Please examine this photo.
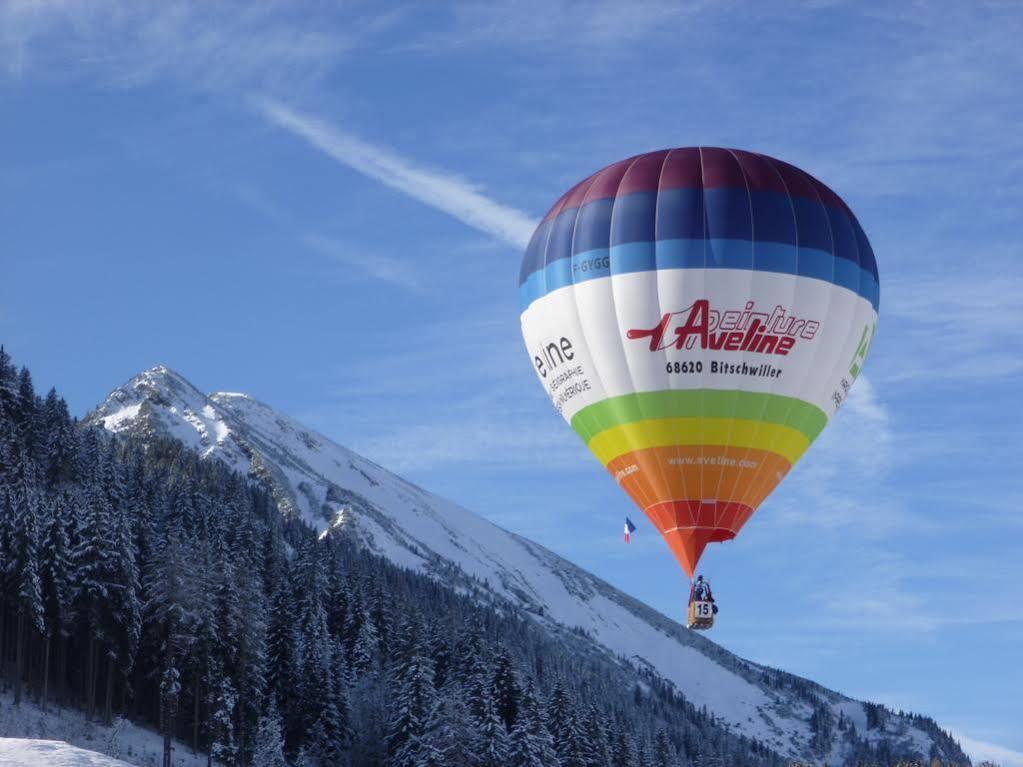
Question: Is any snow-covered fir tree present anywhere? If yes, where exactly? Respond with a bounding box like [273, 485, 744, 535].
[253, 698, 288, 767]
[0, 350, 971, 767]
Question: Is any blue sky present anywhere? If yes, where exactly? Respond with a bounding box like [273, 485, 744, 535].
[2, 1, 1021, 761]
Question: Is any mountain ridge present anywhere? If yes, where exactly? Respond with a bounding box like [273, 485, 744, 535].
[86, 365, 964, 765]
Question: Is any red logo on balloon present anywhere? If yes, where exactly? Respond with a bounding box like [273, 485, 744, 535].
[626, 299, 819, 356]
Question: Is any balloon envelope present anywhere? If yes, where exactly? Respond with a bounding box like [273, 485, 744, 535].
[519, 148, 879, 578]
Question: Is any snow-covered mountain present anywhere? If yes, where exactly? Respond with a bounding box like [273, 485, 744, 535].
[87, 366, 957, 765]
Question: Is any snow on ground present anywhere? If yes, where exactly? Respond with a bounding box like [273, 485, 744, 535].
[0, 738, 137, 767]
[0, 692, 212, 767]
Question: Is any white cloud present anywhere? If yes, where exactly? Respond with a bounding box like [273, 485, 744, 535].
[254, 99, 537, 249]
[954, 731, 1023, 767]
[302, 234, 422, 292]
[432, 0, 712, 49]
[355, 418, 584, 473]
[295, 310, 586, 473]
[772, 375, 907, 532]
[879, 267, 1023, 383]
[0, 0, 361, 90]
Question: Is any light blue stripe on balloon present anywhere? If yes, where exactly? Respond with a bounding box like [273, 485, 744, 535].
[572, 248, 611, 281]
[797, 248, 835, 283]
[753, 241, 797, 274]
[833, 257, 861, 294]
[519, 238, 879, 312]
[610, 241, 656, 275]
[519, 270, 545, 310]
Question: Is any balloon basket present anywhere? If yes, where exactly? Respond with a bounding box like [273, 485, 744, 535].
[687, 600, 715, 631]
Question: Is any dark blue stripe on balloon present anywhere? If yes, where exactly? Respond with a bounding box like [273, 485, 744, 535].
[519, 239, 880, 312]
[656, 188, 706, 241]
[574, 198, 614, 254]
[520, 216, 554, 285]
[518, 187, 879, 286]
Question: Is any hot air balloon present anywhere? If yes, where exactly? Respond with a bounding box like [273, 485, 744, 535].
[519, 148, 879, 617]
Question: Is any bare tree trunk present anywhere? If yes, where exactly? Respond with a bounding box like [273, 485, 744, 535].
[162, 682, 176, 767]
[104, 655, 115, 726]
[237, 704, 246, 767]
[13, 611, 23, 705]
[86, 636, 97, 720]
[0, 598, 7, 691]
[41, 635, 50, 711]
[160, 638, 179, 767]
[163, 723, 173, 767]
[30, 629, 40, 703]
[193, 678, 201, 754]
[56, 634, 67, 705]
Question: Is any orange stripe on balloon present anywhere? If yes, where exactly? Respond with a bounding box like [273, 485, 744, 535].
[604, 445, 791, 577]
[605, 445, 791, 510]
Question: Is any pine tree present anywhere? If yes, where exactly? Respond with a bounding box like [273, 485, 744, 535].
[472, 691, 510, 767]
[351, 608, 379, 676]
[144, 517, 191, 767]
[252, 698, 289, 767]
[461, 632, 492, 722]
[639, 737, 660, 767]
[15, 366, 39, 463]
[547, 682, 586, 767]
[159, 664, 182, 767]
[654, 729, 676, 767]
[388, 646, 437, 767]
[74, 485, 115, 719]
[611, 725, 639, 767]
[348, 668, 388, 767]
[298, 717, 331, 767]
[100, 496, 142, 725]
[367, 579, 393, 659]
[69, 458, 143, 725]
[297, 596, 334, 750]
[227, 510, 268, 761]
[11, 484, 44, 705]
[265, 573, 300, 743]
[40, 494, 75, 708]
[580, 703, 611, 767]
[423, 618, 451, 690]
[318, 641, 352, 763]
[41, 389, 77, 490]
[424, 682, 476, 767]
[0, 346, 18, 481]
[492, 648, 521, 730]
[0, 399, 14, 480]
[209, 669, 238, 766]
[0, 487, 15, 692]
[510, 681, 559, 767]
[182, 512, 218, 756]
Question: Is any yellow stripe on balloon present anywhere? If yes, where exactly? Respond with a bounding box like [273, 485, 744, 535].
[587, 417, 810, 467]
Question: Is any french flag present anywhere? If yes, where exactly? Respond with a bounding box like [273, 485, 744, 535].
[624, 517, 637, 543]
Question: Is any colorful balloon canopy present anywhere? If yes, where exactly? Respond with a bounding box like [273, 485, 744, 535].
[519, 148, 879, 579]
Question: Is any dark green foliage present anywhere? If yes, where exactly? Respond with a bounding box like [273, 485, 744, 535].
[0, 349, 971, 767]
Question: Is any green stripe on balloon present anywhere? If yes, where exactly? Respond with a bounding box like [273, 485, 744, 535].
[570, 390, 828, 444]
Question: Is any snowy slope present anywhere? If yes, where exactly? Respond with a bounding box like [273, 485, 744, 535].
[88, 366, 952, 763]
[0, 691, 211, 767]
[0, 740, 137, 767]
